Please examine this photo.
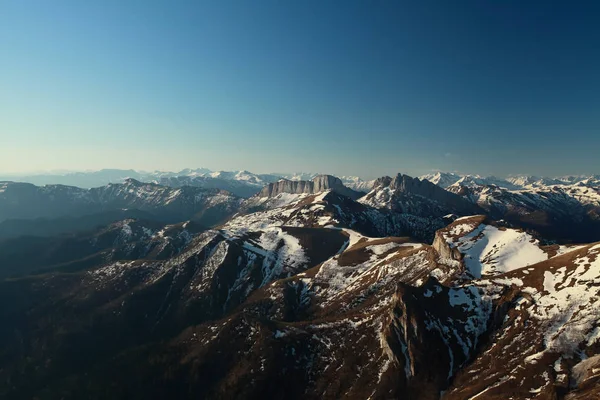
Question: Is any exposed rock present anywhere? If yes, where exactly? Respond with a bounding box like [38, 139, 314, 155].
[258, 174, 361, 199]
[361, 173, 481, 217]
[388, 174, 478, 214]
[432, 230, 464, 262]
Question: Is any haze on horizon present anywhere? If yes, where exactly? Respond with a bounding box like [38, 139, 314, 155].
[2, 1, 599, 178]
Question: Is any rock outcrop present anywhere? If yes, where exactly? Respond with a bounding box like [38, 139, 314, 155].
[258, 174, 361, 199]
[432, 230, 464, 262]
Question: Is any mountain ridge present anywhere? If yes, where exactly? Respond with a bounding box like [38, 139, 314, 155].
[3, 168, 599, 199]
[2, 207, 600, 399]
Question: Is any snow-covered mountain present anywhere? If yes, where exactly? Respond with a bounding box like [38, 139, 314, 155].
[0, 168, 287, 195]
[0, 169, 378, 197]
[436, 216, 600, 398]
[360, 173, 481, 217]
[419, 172, 520, 190]
[153, 172, 281, 197]
[147, 169, 283, 197]
[4, 169, 600, 399]
[5, 168, 599, 195]
[506, 175, 564, 188]
[443, 176, 600, 243]
[277, 171, 320, 181]
[4, 170, 600, 243]
[338, 175, 377, 192]
[421, 172, 600, 191]
[3, 203, 600, 398]
[418, 171, 463, 188]
[450, 175, 521, 190]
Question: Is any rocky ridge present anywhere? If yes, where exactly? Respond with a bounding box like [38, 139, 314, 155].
[2, 209, 600, 399]
[258, 175, 362, 200]
[0, 179, 242, 226]
[360, 174, 481, 217]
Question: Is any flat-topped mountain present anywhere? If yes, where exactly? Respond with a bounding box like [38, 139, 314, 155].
[258, 174, 362, 199]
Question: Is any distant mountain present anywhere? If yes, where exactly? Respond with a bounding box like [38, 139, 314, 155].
[338, 175, 377, 192]
[0, 209, 157, 240]
[450, 175, 521, 190]
[1, 169, 379, 198]
[420, 172, 523, 190]
[418, 171, 462, 188]
[1, 169, 308, 197]
[422, 172, 600, 191]
[446, 178, 600, 243]
[257, 174, 362, 200]
[276, 172, 320, 181]
[360, 173, 482, 217]
[5, 168, 600, 196]
[506, 175, 564, 188]
[154, 173, 280, 197]
[0, 179, 241, 227]
[557, 174, 600, 186]
[0, 168, 146, 188]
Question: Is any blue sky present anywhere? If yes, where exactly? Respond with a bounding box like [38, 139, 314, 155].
[1, 0, 599, 178]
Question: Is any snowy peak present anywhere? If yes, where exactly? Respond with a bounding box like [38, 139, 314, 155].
[448, 175, 520, 190]
[119, 177, 145, 187]
[420, 172, 519, 190]
[419, 171, 462, 188]
[434, 216, 555, 278]
[557, 174, 600, 186]
[444, 173, 600, 243]
[506, 175, 563, 188]
[423, 172, 600, 191]
[338, 176, 377, 192]
[277, 172, 320, 181]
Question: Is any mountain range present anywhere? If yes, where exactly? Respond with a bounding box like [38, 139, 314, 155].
[0, 169, 322, 197]
[1, 169, 600, 399]
[3, 168, 599, 196]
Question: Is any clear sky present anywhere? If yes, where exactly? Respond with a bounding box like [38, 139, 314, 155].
[1, 0, 599, 178]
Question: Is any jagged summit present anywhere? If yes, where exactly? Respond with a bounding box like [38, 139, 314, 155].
[376, 173, 439, 191]
[258, 174, 361, 199]
[362, 173, 481, 216]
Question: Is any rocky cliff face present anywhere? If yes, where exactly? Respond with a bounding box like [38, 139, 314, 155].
[258, 174, 361, 199]
[387, 174, 477, 213]
[432, 230, 464, 262]
[361, 174, 481, 217]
